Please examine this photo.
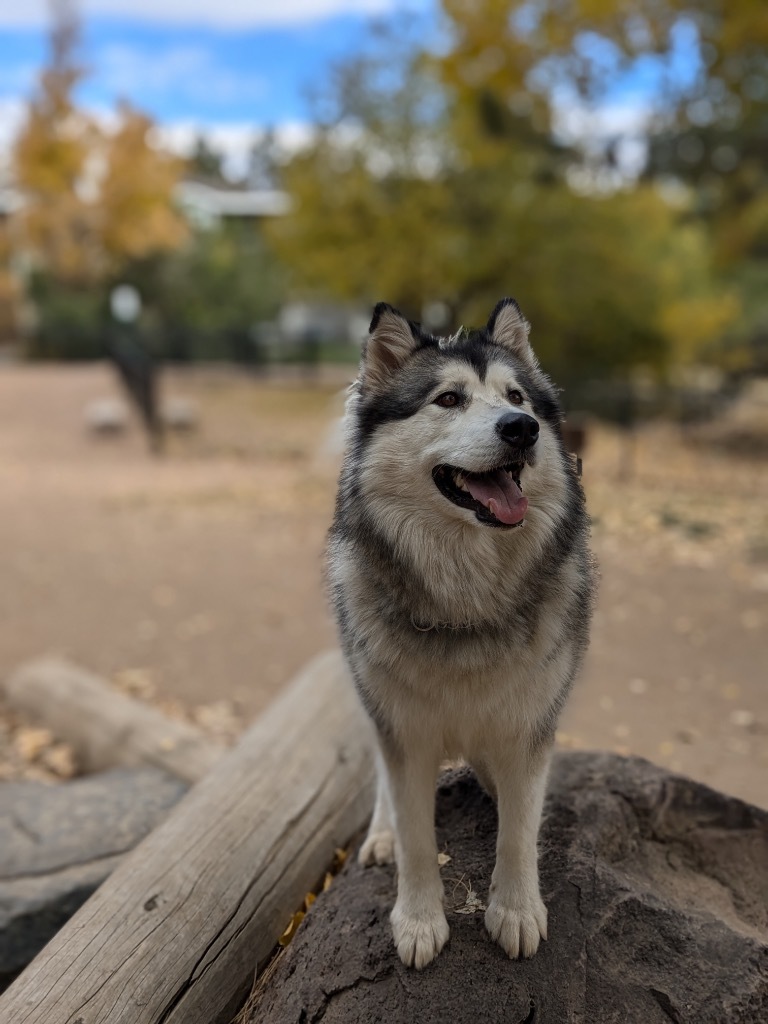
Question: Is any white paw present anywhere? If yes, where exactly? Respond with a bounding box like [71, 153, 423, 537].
[485, 896, 547, 959]
[391, 903, 449, 969]
[358, 830, 396, 866]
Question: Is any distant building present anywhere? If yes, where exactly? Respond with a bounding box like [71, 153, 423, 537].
[0, 177, 290, 230]
[173, 180, 291, 230]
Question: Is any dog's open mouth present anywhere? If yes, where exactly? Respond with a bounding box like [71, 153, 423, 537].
[432, 462, 528, 528]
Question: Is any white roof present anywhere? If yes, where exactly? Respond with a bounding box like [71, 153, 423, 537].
[174, 180, 291, 219]
[0, 180, 289, 223]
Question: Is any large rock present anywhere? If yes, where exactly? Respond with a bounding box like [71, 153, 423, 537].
[255, 753, 768, 1024]
[0, 767, 187, 985]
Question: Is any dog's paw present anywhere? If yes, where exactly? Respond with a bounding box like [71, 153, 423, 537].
[485, 896, 547, 959]
[391, 904, 449, 969]
[358, 830, 396, 866]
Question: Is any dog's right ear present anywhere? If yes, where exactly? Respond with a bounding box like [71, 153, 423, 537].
[486, 298, 533, 362]
[362, 302, 419, 389]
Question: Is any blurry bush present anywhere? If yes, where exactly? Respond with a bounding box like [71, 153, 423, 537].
[138, 224, 283, 362]
[26, 274, 104, 360]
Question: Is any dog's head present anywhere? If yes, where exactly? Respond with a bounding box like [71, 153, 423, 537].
[348, 298, 572, 535]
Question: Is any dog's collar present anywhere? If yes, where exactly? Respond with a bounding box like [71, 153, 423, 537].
[410, 615, 478, 633]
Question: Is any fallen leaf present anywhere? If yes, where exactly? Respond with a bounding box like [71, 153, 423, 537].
[454, 891, 487, 915]
[15, 727, 53, 762]
[278, 910, 305, 947]
[41, 744, 77, 778]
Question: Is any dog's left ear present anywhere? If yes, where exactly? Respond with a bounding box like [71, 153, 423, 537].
[487, 298, 533, 361]
[363, 302, 420, 389]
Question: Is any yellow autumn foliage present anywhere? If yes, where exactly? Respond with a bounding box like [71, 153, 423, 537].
[12, 1, 186, 288]
[97, 103, 188, 268]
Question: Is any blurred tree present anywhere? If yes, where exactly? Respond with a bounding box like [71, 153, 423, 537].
[247, 129, 280, 189]
[268, 18, 732, 383]
[12, 0, 189, 357]
[435, 0, 761, 370]
[97, 102, 188, 270]
[13, 0, 98, 285]
[639, 2, 768, 370]
[188, 134, 227, 183]
[624, 3, 768, 254]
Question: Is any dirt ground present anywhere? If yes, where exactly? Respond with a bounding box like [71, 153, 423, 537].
[0, 364, 766, 806]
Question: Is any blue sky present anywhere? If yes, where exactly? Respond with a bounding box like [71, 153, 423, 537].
[0, 1, 698, 178]
[0, 1, 435, 170]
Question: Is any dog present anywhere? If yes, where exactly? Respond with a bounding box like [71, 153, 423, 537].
[327, 297, 596, 969]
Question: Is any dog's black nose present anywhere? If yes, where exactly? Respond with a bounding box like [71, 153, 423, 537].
[496, 411, 539, 448]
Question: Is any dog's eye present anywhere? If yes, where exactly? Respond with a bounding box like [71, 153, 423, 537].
[434, 391, 461, 408]
[507, 389, 524, 406]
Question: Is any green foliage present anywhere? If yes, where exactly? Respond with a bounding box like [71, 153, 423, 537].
[92, 224, 285, 361]
[26, 272, 106, 360]
[25, 223, 285, 362]
[432, 0, 765, 371]
[149, 224, 283, 334]
[268, 21, 735, 385]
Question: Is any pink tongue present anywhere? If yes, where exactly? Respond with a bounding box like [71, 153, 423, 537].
[465, 471, 528, 525]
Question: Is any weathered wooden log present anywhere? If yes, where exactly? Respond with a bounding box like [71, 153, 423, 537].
[3, 657, 224, 783]
[0, 650, 374, 1024]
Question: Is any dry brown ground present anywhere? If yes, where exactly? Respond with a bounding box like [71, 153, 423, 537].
[0, 364, 766, 806]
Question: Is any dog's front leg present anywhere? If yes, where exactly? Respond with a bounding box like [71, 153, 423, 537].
[484, 739, 550, 959]
[381, 735, 448, 969]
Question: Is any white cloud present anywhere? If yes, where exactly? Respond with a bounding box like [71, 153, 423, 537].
[0, 0, 401, 30]
[553, 94, 653, 181]
[97, 44, 267, 106]
[555, 98, 653, 141]
[0, 62, 37, 95]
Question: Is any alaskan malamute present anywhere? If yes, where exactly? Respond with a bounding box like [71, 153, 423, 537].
[327, 298, 596, 969]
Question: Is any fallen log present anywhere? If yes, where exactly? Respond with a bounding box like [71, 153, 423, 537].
[3, 657, 224, 783]
[0, 650, 374, 1024]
